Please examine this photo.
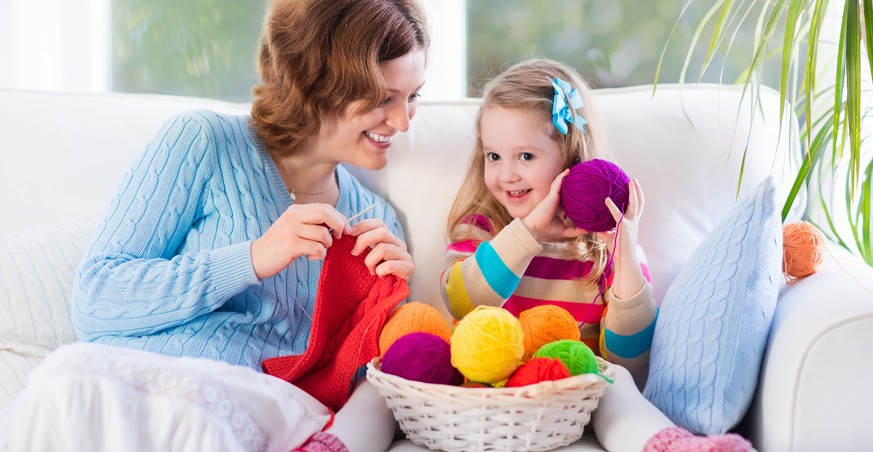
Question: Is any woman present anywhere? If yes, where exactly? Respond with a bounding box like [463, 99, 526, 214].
[0, 1, 428, 451]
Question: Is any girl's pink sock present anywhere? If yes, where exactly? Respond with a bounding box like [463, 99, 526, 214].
[293, 432, 349, 452]
[642, 426, 752, 452]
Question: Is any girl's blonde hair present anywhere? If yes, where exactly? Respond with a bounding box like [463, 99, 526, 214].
[446, 58, 612, 283]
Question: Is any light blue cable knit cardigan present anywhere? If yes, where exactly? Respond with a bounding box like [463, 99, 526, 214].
[72, 110, 404, 371]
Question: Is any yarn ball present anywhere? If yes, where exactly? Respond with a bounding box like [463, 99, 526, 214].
[505, 357, 572, 388]
[461, 382, 490, 388]
[381, 332, 463, 385]
[450, 306, 524, 384]
[519, 305, 581, 361]
[533, 339, 599, 376]
[379, 301, 451, 355]
[783, 220, 826, 284]
[560, 159, 631, 232]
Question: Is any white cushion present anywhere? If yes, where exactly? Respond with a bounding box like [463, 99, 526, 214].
[0, 214, 100, 408]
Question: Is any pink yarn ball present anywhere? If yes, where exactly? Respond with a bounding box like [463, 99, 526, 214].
[560, 159, 631, 232]
[381, 332, 463, 386]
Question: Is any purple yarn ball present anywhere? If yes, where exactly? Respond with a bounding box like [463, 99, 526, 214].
[381, 332, 463, 386]
[560, 159, 631, 232]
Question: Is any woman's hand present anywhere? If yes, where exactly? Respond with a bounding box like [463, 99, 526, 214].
[522, 169, 587, 242]
[250, 203, 350, 280]
[349, 219, 414, 281]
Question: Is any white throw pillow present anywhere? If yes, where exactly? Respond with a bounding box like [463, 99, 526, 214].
[0, 214, 100, 409]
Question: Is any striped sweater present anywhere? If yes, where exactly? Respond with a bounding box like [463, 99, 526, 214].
[441, 215, 657, 380]
[72, 110, 403, 371]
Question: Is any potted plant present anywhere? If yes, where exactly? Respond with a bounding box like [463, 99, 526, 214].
[659, 0, 872, 265]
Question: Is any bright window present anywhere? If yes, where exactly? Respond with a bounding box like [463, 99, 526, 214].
[0, 0, 813, 100]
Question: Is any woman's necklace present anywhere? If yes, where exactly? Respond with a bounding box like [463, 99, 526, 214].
[288, 184, 336, 202]
[273, 156, 337, 202]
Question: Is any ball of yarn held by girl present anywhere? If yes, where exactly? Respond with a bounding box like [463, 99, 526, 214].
[783, 220, 826, 284]
[451, 306, 524, 384]
[381, 332, 463, 386]
[519, 305, 581, 361]
[560, 159, 631, 232]
[505, 357, 572, 388]
[534, 339, 599, 376]
[379, 301, 451, 356]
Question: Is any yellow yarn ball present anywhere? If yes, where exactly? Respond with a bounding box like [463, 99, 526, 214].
[450, 306, 524, 384]
[519, 305, 581, 361]
[379, 301, 451, 356]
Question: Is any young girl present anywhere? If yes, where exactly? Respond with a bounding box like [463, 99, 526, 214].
[441, 58, 751, 452]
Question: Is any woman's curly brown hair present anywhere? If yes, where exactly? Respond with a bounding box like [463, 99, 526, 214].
[251, 0, 429, 158]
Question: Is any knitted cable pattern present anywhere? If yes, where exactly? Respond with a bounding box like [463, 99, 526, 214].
[71, 110, 403, 371]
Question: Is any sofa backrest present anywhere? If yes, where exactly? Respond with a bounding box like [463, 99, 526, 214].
[0, 85, 804, 321]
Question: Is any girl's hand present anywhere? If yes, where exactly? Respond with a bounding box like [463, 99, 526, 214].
[597, 178, 645, 258]
[349, 219, 414, 281]
[522, 169, 587, 242]
[251, 203, 350, 279]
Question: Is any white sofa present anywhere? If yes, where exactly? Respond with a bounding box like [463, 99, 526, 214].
[2, 85, 873, 452]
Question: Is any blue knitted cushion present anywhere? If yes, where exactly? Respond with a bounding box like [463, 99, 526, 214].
[643, 176, 782, 435]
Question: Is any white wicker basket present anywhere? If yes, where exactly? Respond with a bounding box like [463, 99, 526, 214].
[366, 357, 615, 452]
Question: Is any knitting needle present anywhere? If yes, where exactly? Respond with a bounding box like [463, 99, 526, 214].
[346, 200, 381, 225]
[327, 200, 382, 233]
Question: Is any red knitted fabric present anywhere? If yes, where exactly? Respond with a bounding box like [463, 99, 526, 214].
[262, 234, 408, 411]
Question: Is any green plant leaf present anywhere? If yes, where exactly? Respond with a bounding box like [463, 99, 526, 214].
[846, 0, 862, 193]
[803, 0, 826, 151]
[864, 0, 873, 78]
[779, 0, 808, 125]
[653, 0, 695, 94]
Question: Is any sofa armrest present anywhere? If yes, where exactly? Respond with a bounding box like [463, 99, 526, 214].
[745, 242, 873, 451]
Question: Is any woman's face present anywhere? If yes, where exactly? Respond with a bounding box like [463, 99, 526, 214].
[480, 106, 565, 219]
[316, 48, 426, 170]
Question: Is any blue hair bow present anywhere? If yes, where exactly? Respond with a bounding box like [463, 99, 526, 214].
[551, 77, 587, 135]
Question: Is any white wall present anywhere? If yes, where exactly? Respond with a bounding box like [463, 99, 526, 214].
[420, 0, 466, 100]
[0, 0, 109, 93]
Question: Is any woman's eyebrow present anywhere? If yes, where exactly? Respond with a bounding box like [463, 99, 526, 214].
[386, 82, 425, 93]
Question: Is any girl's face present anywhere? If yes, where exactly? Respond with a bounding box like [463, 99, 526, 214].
[315, 48, 426, 170]
[480, 106, 566, 219]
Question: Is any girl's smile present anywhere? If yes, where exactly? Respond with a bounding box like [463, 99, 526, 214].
[480, 106, 565, 219]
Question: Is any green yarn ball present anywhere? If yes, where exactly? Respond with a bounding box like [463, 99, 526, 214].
[533, 340, 599, 376]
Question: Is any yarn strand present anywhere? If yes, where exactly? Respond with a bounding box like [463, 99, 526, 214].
[580, 212, 625, 326]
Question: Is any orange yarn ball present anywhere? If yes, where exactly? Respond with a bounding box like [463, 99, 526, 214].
[783, 221, 825, 284]
[379, 301, 451, 355]
[519, 305, 581, 361]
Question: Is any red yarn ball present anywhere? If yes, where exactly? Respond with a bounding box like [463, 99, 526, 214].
[381, 332, 463, 386]
[560, 159, 631, 232]
[505, 357, 571, 387]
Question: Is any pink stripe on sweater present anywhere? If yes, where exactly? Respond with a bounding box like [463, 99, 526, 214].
[503, 296, 604, 324]
[446, 239, 478, 254]
[525, 256, 592, 280]
[461, 214, 493, 233]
